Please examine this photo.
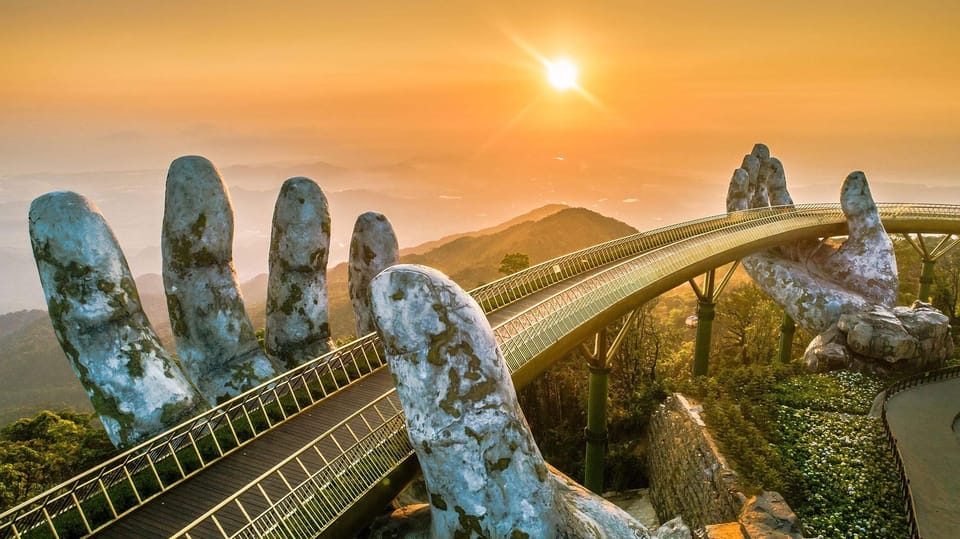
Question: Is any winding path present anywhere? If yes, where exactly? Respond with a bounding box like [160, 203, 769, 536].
[885, 377, 960, 539]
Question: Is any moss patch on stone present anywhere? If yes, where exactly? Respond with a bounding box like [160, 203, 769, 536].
[280, 284, 303, 315]
[488, 456, 512, 473]
[453, 505, 485, 539]
[191, 212, 207, 239]
[126, 348, 144, 378]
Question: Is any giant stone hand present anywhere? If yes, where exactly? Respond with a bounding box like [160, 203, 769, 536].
[728, 145, 952, 372]
[366, 264, 689, 539]
[29, 157, 341, 446]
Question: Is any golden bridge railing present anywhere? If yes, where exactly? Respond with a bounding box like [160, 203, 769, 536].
[0, 335, 388, 538]
[173, 391, 410, 538]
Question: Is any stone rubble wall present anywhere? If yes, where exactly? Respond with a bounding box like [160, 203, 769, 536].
[648, 394, 746, 532]
[648, 393, 803, 538]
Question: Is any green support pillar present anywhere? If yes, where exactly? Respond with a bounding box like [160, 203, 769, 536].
[580, 308, 640, 496]
[777, 312, 796, 364]
[583, 329, 608, 494]
[904, 233, 960, 303]
[692, 299, 715, 377]
[584, 363, 610, 494]
[688, 263, 738, 378]
[918, 258, 936, 303]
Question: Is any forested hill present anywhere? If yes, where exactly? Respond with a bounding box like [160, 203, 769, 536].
[0, 206, 637, 425]
[402, 207, 637, 291]
[253, 206, 638, 343]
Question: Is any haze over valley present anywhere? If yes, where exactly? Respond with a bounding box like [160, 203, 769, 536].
[3, 1, 960, 313]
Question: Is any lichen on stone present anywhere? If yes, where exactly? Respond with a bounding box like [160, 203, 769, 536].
[30, 190, 210, 447]
[368, 264, 689, 538]
[265, 177, 332, 369]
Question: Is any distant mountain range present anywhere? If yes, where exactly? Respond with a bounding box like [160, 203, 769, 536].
[0, 205, 637, 425]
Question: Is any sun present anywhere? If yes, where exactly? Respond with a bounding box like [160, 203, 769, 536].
[546, 58, 578, 91]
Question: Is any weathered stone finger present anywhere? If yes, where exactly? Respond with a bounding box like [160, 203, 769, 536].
[765, 157, 793, 206]
[840, 172, 882, 238]
[370, 264, 677, 538]
[371, 265, 553, 538]
[830, 171, 899, 307]
[348, 211, 399, 337]
[162, 156, 278, 405]
[740, 154, 762, 208]
[266, 177, 331, 369]
[30, 192, 209, 447]
[726, 168, 750, 213]
[748, 144, 771, 208]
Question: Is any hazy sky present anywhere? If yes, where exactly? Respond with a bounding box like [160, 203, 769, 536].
[2, 0, 959, 311]
[3, 1, 959, 172]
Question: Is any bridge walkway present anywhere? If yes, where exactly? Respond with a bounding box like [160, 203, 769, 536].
[885, 377, 960, 539]
[95, 264, 614, 537]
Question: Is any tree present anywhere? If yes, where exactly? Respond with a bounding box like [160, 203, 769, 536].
[498, 252, 530, 275]
[0, 410, 115, 510]
[931, 247, 960, 322]
[716, 284, 782, 367]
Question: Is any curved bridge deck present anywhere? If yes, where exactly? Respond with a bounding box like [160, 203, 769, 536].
[885, 377, 960, 539]
[95, 264, 613, 537]
[3, 203, 959, 539]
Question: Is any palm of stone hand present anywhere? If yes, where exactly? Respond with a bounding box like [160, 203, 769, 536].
[726, 144, 898, 335]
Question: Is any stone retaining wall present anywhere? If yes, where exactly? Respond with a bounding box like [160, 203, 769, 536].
[648, 394, 745, 531]
[647, 393, 803, 538]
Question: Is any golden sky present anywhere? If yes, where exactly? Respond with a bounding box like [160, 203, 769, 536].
[2, 0, 960, 312]
[3, 0, 959, 178]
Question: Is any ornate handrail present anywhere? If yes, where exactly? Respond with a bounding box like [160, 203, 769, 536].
[879, 364, 960, 539]
[174, 203, 960, 537]
[0, 335, 388, 538]
[468, 211, 741, 312]
[5, 203, 960, 538]
[173, 391, 410, 538]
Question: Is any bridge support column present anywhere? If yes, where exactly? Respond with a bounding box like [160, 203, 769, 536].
[584, 363, 609, 494]
[918, 259, 936, 303]
[580, 308, 641, 494]
[903, 234, 960, 303]
[689, 262, 739, 378]
[777, 312, 796, 364]
[692, 299, 714, 377]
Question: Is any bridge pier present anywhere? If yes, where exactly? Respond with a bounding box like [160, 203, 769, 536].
[903, 234, 959, 302]
[584, 365, 609, 493]
[689, 263, 739, 377]
[580, 308, 640, 494]
[777, 312, 796, 364]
